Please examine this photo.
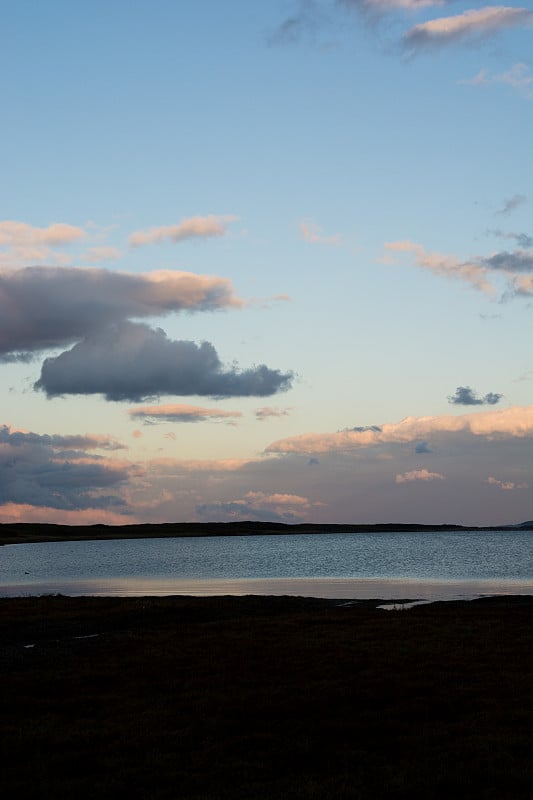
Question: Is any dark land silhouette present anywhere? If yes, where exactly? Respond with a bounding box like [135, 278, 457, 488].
[1, 519, 532, 546]
[1, 594, 532, 799]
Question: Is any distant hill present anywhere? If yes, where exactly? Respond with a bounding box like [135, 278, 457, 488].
[1, 519, 532, 546]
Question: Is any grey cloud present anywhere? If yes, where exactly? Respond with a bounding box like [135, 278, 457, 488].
[268, 0, 328, 45]
[488, 230, 533, 249]
[484, 392, 503, 405]
[0, 266, 240, 356]
[0, 424, 130, 511]
[497, 194, 527, 216]
[0, 352, 35, 364]
[447, 386, 503, 406]
[479, 250, 533, 273]
[35, 321, 294, 402]
[345, 425, 382, 432]
[415, 441, 431, 454]
[0, 426, 124, 451]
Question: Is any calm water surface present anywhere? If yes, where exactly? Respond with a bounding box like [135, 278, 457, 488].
[1, 530, 532, 600]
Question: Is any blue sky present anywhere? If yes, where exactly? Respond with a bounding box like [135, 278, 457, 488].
[1, 0, 532, 526]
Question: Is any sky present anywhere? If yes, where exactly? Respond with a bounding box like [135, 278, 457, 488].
[1, 0, 532, 527]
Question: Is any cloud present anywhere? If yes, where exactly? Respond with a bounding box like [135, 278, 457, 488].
[497, 193, 527, 215]
[300, 221, 340, 245]
[403, 7, 533, 52]
[129, 403, 243, 423]
[197, 490, 321, 523]
[395, 469, 445, 483]
[384, 240, 495, 293]
[415, 440, 431, 453]
[0, 424, 133, 511]
[0, 426, 125, 451]
[129, 215, 237, 247]
[83, 246, 122, 263]
[487, 476, 529, 490]
[342, 0, 449, 12]
[0, 266, 242, 356]
[254, 406, 292, 421]
[0, 503, 132, 525]
[0, 220, 86, 268]
[448, 386, 503, 406]
[147, 457, 256, 473]
[35, 321, 294, 402]
[479, 250, 533, 273]
[461, 64, 533, 98]
[488, 229, 533, 248]
[266, 405, 533, 454]
[0, 220, 84, 248]
[384, 240, 533, 297]
[267, 0, 326, 46]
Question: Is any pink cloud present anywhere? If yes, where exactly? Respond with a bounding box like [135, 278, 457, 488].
[300, 221, 340, 246]
[0, 220, 84, 247]
[129, 215, 238, 247]
[0, 503, 134, 525]
[404, 6, 533, 50]
[384, 240, 495, 294]
[266, 405, 533, 454]
[487, 476, 529, 490]
[395, 469, 445, 484]
[129, 404, 243, 423]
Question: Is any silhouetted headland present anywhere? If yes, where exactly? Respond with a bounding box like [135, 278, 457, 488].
[1, 519, 531, 546]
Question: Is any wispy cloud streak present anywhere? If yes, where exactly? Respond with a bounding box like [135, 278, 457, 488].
[129, 215, 237, 247]
[404, 6, 533, 52]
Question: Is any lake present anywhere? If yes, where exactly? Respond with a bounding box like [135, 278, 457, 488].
[1, 529, 533, 601]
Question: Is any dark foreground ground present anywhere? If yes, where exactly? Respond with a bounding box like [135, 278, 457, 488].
[1, 595, 532, 799]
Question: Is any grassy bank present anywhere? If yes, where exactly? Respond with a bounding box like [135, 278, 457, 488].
[1, 595, 532, 799]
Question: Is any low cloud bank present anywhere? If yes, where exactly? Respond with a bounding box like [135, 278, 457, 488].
[0, 424, 133, 512]
[266, 405, 533, 454]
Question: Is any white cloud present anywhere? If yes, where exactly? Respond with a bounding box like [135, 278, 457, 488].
[129, 215, 238, 247]
[396, 468, 445, 483]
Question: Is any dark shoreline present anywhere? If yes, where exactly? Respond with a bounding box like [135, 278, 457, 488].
[2, 519, 532, 546]
[2, 593, 532, 799]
